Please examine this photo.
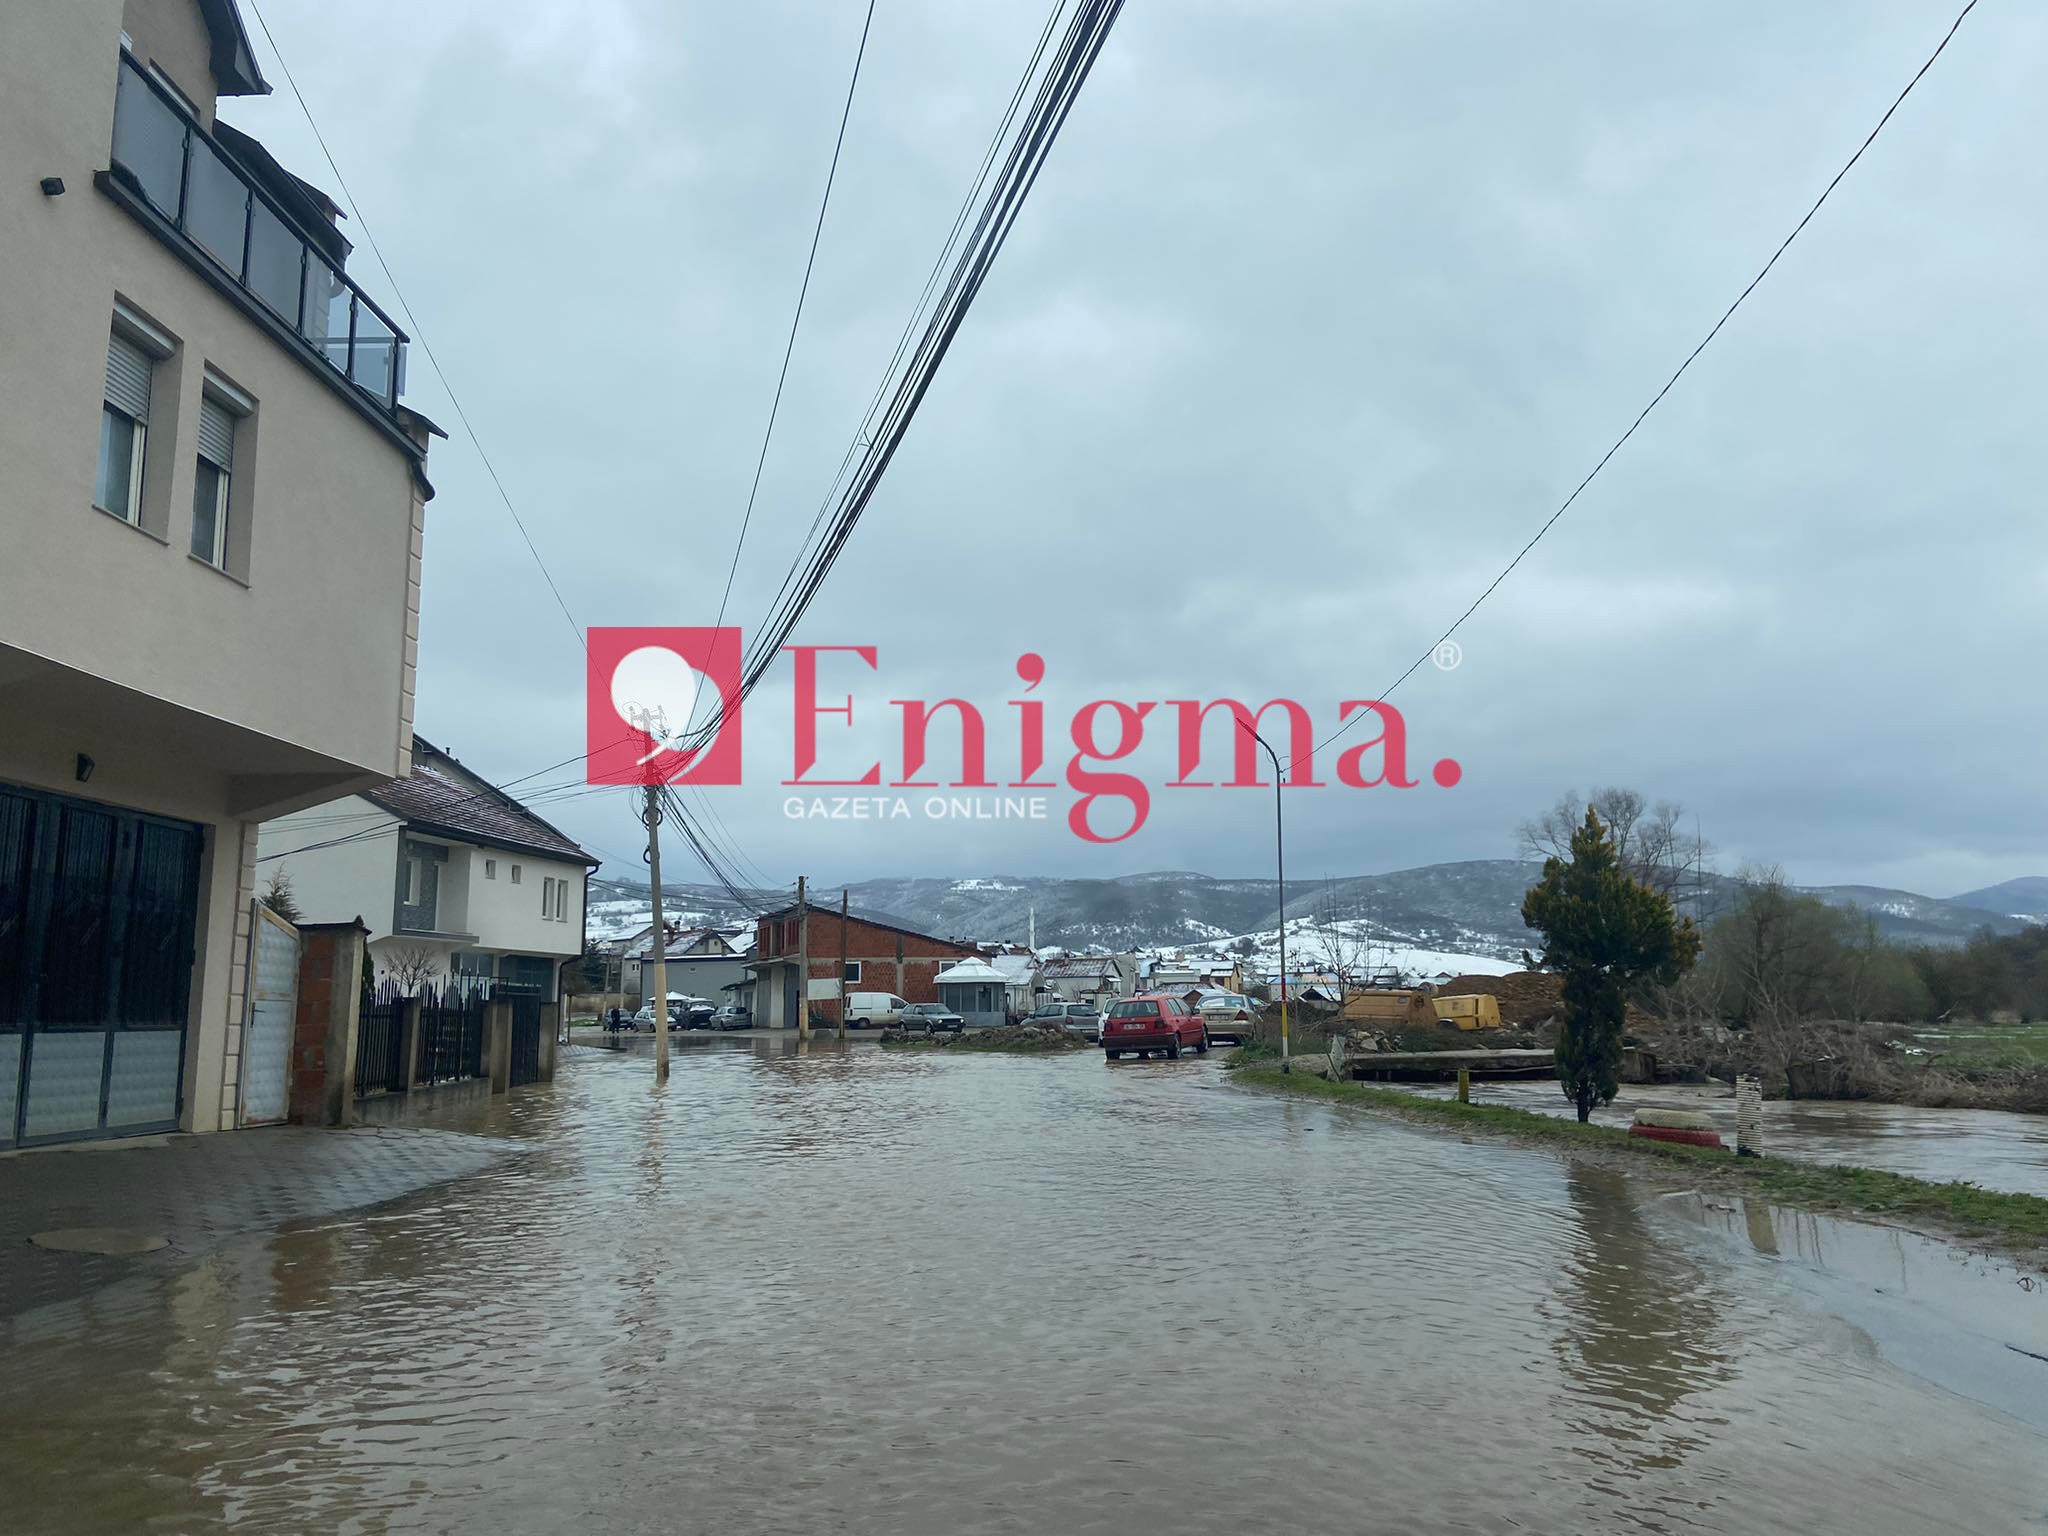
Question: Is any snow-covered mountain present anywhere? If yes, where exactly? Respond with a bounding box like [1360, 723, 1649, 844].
[581, 861, 2039, 958]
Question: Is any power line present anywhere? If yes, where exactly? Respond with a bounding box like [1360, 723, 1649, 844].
[691, 0, 879, 736]
[255, 742, 634, 866]
[742, 0, 1068, 703]
[243, 1, 585, 652]
[678, 0, 1128, 754]
[1302, 0, 1980, 767]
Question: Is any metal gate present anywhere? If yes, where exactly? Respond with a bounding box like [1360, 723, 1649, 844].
[497, 955, 551, 1088]
[1, 784, 202, 1147]
[239, 901, 299, 1124]
[507, 995, 542, 1086]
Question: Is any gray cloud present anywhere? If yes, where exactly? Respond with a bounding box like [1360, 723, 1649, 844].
[229, 0, 2046, 895]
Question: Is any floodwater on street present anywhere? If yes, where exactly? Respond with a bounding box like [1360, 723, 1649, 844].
[2, 1041, 2044, 1534]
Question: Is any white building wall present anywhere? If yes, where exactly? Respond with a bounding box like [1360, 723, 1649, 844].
[466, 850, 585, 959]
[254, 796, 400, 934]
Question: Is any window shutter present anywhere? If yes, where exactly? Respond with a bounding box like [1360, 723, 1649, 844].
[105, 333, 152, 421]
[197, 395, 236, 468]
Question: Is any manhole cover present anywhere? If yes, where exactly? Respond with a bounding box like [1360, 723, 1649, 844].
[29, 1227, 169, 1256]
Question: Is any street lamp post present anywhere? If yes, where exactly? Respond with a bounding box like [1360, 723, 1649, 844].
[1236, 721, 1289, 1074]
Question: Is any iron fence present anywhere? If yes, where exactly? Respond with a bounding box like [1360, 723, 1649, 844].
[417, 984, 485, 1086]
[355, 981, 409, 1097]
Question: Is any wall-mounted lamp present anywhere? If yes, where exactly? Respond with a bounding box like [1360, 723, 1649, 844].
[39, 176, 65, 196]
[75, 753, 95, 783]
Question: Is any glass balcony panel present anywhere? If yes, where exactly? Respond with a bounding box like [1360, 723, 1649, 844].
[110, 68, 186, 215]
[245, 201, 303, 321]
[350, 305, 398, 404]
[302, 257, 353, 373]
[184, 136, 249, 275]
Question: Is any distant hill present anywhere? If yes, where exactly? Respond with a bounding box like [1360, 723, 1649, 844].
[586, 860, 2034, 959]
[1948, 876, 2048, 923]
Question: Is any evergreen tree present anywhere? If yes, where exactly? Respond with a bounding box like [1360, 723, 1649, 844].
[1522, 808, 1701, 1121]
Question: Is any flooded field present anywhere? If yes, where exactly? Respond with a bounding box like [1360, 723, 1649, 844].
[1395, 1074, 2048, 1197]
[2, 1041, 2043, 1533]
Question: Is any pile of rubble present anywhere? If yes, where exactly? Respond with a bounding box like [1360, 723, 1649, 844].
[877, 1021, 1092, 1053]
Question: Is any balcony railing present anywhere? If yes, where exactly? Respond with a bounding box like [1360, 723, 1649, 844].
[108, 53, 408, 416]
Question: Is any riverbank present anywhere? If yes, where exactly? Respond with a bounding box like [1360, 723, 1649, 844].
[1228, 1062, 2048, 1262]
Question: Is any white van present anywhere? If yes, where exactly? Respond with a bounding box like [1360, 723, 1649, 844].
[845, 992, 911, 1027]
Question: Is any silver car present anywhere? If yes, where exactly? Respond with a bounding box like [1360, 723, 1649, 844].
[1025, 1002, 1102, 1041]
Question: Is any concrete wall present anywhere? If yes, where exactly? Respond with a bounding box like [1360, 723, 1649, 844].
[0, 0, 421, 782]
[122, 0, 218, 124]
[640, 954, 750, 1007]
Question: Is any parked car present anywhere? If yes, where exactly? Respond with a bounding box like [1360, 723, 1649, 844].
[1101, 993, 1208, 1061]
[710, 1006, 751, 1031]
[680, 1000, 717, 1030]
[631, 1003, 683, 1032]
[1195, 991, 1258, 1044]
[845, 992, 912, 1027]
[901, 1002, 965, 1034]
[1024, 1001, 1101, 1041]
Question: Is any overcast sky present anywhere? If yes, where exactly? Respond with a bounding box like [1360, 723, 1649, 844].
[227, 1, 2046, 897]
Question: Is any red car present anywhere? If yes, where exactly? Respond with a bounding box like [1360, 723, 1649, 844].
[1101, 993, 1209, 1061]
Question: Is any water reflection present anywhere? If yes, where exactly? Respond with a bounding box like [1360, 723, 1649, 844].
[1547, 1164, 1733, 1480]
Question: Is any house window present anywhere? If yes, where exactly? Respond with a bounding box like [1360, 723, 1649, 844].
[842, 960, 861, 984]
[190, 391, 236, 567]
[96, 331, 153, 522]
[485, 859, 497, 879]
[510, 865, 522, 885]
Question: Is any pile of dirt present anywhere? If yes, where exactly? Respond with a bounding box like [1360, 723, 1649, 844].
[1443, 971, 1656, 1034]
[1440, 972, 1563, 1027]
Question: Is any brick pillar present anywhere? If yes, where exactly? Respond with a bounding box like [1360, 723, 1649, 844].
[485, 999, 512, 1093]
[400, 998, 423, 1090]
[288, 921, 368, 1126]
[538, 1003, 560, 1082]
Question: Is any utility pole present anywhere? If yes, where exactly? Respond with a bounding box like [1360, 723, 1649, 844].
[1237, 720, 1289, 1074]
[796, 875, 810, 1044]
[838, 887, 850, 1042]
[643, 779, 670, 1084]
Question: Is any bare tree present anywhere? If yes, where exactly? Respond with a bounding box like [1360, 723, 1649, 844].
[1520, 787, 1710, 901]
[1305, 884, 1375, 998]
[380, 944, 443, 995]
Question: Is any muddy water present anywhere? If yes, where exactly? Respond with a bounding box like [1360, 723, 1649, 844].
[1, 1043, 2043, 1534]
[1400, 1076, 2048, 1197]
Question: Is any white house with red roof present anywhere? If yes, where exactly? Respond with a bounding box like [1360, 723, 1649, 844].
[255, 736, 598, 997]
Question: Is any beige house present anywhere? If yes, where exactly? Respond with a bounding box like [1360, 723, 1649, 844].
[0, 0, 434, 1145]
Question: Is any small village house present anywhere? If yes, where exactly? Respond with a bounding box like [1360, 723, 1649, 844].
[1041, 955, 1126, 1011]
[257, 737, 596, 1001]
[749, 905, 976, 1029]
[638, 926, 754, 1010]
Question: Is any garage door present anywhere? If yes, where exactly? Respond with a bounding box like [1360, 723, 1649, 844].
[0, 785, 202, 1147]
